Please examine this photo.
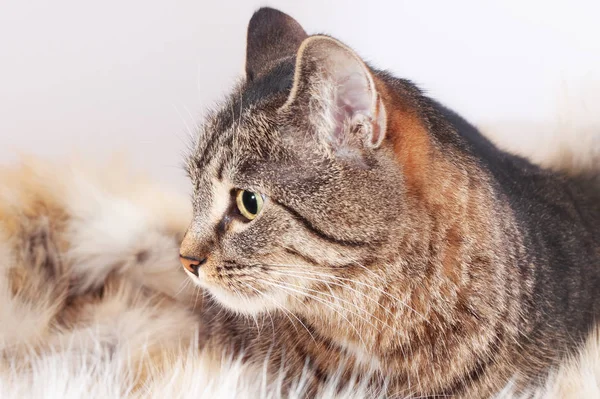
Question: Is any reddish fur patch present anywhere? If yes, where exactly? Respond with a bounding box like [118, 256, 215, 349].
[374, 77, 433, 202]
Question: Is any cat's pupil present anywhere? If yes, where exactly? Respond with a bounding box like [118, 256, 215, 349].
[243, 191, 258, 215]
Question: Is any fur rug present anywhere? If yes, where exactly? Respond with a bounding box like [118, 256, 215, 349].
[0, 84, 598, 397]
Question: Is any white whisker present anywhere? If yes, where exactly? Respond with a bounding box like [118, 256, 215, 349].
[263, 273, 390, 332]
[192, 284, 203, 312]
[173, 277, 192, 299]
[241, 282, 317, 345]
[264, 264, 430, 324]
[267, 268, 397, 322]
[258, 278, 368, 348]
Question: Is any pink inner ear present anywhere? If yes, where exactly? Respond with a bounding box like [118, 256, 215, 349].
[338, 73, 372, 114]
[332, 72, 373, 144]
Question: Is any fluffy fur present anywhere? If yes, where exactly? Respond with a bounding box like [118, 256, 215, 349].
[0, 132, 597, 398]
[1, 13, 599, 399]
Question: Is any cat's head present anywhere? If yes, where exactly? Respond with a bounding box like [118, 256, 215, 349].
[180, 8, 469, 317]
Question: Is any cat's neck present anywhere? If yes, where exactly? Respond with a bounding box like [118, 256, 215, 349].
[287, 83, 531, 393]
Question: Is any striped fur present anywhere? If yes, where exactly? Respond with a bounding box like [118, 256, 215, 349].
[0, 8, 598, 398]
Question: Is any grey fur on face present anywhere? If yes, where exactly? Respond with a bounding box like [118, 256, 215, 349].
[183, 32, 400, 314]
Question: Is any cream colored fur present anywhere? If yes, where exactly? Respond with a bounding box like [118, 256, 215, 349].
[0, 80, 598, 397]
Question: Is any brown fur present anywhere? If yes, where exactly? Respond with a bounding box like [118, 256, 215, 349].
[2, 8, 597, 398]
[179, 8, 600, 398]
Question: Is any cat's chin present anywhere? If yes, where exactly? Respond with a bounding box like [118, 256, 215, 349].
[188, 277, 284, 316]
[208, 287, 278, 315]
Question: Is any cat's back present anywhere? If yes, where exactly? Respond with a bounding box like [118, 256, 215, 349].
[437, 101, 599, 232]
[439, 101, 600, 332]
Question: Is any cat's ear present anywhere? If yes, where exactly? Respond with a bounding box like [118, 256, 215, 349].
[245, 8, 308, 81]
[282, 36, 387, 153]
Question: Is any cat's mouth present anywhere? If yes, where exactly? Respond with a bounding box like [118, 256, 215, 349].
[181, 259, 291, 315]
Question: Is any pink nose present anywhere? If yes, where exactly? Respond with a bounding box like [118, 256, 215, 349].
[180, 255, 204, 276]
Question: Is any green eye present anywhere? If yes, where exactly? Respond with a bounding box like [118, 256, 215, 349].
[235, 190, 264, 220]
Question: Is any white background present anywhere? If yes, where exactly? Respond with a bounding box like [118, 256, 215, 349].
[1, 0, 599, 191]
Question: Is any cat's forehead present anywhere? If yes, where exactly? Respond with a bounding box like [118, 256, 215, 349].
[193, 102, 280, 175]
[213, 58, 296, 135]
[188, 59, 297, 180]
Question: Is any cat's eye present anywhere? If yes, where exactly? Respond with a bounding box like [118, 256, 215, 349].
[235, 189, 264, 220]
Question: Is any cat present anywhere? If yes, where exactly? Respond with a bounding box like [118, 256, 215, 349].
[180, 7, 600, 398]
